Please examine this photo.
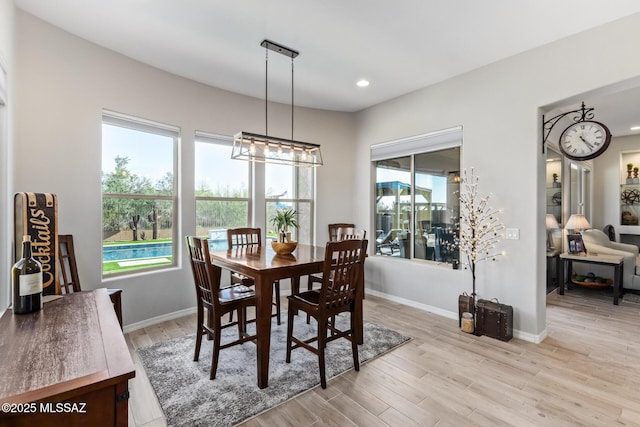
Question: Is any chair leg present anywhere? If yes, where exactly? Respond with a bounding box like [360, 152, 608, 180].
[285, 307, 295, 363]
[274, 281, 281, 325]
[210, 319, 222, 380]
[306, 276, 314, 324]
[194, 307, 204, 361]
[318, 317, 327, 389]
[237, 306, 245, 337]
[351, 313, 360, 371]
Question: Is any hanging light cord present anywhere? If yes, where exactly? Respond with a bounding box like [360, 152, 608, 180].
[291, 56, 294, 140]
[265, 47, 269, 136]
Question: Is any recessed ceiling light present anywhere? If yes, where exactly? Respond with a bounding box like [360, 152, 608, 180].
[356, 79, 370, 88]
[631, 126, 640, 131]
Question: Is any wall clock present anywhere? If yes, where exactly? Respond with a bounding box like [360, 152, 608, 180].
[558, 120, 612, 161]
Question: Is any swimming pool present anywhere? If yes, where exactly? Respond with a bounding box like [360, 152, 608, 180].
[103, 238, 227, 262]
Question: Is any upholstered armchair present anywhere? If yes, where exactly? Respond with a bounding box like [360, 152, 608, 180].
[581, 229, 640, 290]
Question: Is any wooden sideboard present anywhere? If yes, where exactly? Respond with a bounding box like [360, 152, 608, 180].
[0, 289, 135, 426]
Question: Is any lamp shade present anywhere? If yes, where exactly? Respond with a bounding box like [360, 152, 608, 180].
[232, 132, 323, 167]
[565, 214, 591, 231]
[545, 214, 559, 230]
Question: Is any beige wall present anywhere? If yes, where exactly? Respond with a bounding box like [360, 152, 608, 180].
[0, 1, 15, 310]
[13, 11, 356, 327]
[355, 12, 640, 340]
[10, 7, 640, 338]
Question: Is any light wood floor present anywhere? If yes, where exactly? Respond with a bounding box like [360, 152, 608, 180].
[126, 288, 640, 426]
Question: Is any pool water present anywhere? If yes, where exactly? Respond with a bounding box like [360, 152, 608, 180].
[103, 238, 227, 262]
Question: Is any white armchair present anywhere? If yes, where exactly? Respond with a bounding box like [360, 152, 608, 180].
[581, 229, 640, 290]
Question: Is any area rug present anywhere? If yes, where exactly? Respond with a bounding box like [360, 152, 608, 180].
[137, 313, 410, 427]
[623, 292, 640, 303]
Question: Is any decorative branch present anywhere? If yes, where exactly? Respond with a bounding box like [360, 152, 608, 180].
[453, 169, 504, 301]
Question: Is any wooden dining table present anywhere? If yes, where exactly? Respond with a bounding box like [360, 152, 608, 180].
[209, 242, 364, 389]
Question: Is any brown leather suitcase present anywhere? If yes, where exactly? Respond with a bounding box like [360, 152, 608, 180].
[14, 192, 58, 296]
[458, 292, 474, 327]
[475, 298, 513, 341]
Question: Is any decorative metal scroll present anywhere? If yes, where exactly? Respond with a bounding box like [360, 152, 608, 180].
[541, 102, 595, 154]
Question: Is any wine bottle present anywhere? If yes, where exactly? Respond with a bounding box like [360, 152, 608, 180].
[11, 235, 43, 314]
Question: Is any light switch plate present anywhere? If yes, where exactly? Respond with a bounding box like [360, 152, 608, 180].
[506, 228, 520, 240]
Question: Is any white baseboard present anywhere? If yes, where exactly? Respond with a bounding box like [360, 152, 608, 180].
[123, 289, 547, 343]
[365, 288, 546, 343]
[123, 306, 197, 334]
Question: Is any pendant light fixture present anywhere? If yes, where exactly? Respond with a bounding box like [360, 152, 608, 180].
[232, 39, 323, 167]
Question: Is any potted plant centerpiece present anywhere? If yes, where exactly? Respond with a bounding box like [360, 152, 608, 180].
[270, 208, 299, 255]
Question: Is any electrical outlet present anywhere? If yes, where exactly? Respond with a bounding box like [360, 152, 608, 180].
[505, 228, 519, 240]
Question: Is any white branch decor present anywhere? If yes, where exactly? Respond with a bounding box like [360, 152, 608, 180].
[454, 169, 504, 301]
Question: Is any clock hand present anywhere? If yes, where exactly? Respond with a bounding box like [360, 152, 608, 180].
[579, 135, 594, 149]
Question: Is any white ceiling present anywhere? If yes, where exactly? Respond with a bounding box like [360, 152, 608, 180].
[13, 0, 640, 136]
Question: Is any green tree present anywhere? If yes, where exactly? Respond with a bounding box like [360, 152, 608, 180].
[102, 156, 173, 238]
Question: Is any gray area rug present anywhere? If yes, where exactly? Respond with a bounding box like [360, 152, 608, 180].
[137, 312, 410, 427]
[623, 292, 640, 303]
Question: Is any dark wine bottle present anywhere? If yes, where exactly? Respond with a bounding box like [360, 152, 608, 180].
[11, 235, 43, 314]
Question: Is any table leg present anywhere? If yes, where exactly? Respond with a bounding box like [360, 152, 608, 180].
[290, 276, 300, 315]
[254, 273, 274, 389]
[613, 263, 622, 305]
[558, 259, 567, 295]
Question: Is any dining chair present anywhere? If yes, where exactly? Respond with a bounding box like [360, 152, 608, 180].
[57, 234, 123, 329]
[227, 227, 282, 325]
[306, 223, 355, 293]
[328, 223, 355, 242]
[286, 238, 368, 388]
[307, 225, 365, 323]
[185, 236, 257, 380]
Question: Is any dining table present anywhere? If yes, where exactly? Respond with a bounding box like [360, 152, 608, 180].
[208, 242, 365, 389]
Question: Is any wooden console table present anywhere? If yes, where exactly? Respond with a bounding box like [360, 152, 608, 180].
[0, 289, 135, 426]
[558, 252, 624, 305]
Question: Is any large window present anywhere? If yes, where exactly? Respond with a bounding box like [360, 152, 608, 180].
[101, 112, 178, 276]
[372, 128, 461, 265]
[266, 164, 314, 245]
[195, 132, 251, 249]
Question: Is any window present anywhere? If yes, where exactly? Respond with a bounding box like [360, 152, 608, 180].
[265, 164, 314, 245]
[372, 127, 461, 265]
[195, 132, 251, 249]
[101, 112, 178, 276]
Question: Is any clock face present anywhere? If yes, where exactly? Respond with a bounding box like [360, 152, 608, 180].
[559, 120, 612, 161]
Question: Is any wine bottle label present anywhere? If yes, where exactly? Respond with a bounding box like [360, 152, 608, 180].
[19, 272, 43, 296]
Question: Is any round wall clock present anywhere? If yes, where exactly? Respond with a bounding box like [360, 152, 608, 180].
[558, 120, 612, 161]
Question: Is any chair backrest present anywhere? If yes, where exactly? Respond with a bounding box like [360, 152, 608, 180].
[58, 234, 82, 294]
[319, 239, 368, 312]
[336, 227, 366, 241]
[328, 223, 355, 241]
[227, 227, 261, 248]
[185, 236, 223, 314]
[603, 224, 616, 241]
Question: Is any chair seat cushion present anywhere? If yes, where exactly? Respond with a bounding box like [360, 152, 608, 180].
[219, 285, 255, 303]
[290, 290, 320, 305]
[232, 272, 255, 286]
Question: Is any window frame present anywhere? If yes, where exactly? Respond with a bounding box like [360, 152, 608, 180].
[265, 163, 316, 245]
[371, 126, 462, 264]
[194, 131, 253, 241]
[101, 110, 180, 277]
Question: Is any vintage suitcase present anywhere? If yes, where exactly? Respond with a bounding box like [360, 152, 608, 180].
[14, 192, 58, 296]
[458, 292, 474, 327]
[475, 298, 513, 341]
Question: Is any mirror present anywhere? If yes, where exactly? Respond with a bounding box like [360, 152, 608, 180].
[569, 161, 591, 221]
